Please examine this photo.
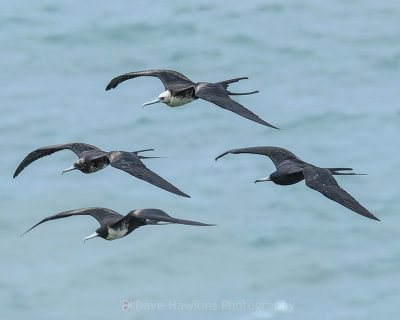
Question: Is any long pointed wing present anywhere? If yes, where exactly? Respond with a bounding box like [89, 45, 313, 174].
[21, 207, 123, 236]
[108, 151, 190, 198]
[13, 143, 104, 178]
[128, 209, 215, 226]
[195, 83, 278, 129]
[105, 69, 194, 90]
[215, 146, 307, 172]
[303, 167, 380, 221]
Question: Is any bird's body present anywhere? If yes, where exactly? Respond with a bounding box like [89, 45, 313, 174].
[21, 207, 214, 242]
[161, 88, 197, 107]
[216, 146, 379, 221]
[104, 219, 131, 240]
[269, 170, 305, 185]
[73, 154, 110, 173]
[106, 69, 278, 129]
[14, 143, 190, 198]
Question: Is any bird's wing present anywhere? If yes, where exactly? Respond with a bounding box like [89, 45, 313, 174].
[108, 151, 190, 198]
[13, 143, 104, 178]
[215, 146, 305, 171]
[105, 69, 194, 90]
[303, 166, 379, 220]
[195, 83, 278, 129]
[127, 208, 214, 226]
[21, 207, 123, 236]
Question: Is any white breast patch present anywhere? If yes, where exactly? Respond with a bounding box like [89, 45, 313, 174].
[167, 95, 195, 107]
[106, 225, 128, 240]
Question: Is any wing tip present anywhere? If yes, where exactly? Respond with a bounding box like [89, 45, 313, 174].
[215, 151, 230, 161]
[105, 82, 115, 91]
[20, 226, 34, 237]
[174, 189, 191, 198]
[368, 214, 381, 221]
[263, 122, 280, 129]
[13, 165, 23, 178]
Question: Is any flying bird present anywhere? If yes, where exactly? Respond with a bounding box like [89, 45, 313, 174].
[106, 69, 278, 129]
[21, 207, 214, 241]
[14, 143, 190, 198]
[215, 146, 379, 220]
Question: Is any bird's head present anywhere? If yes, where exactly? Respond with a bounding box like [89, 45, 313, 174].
[62, 158, 86, 174]
[254, 171, 286, 184]
[83, 226, 108, 243]
[254, 176, 272, 183]
[255, 172, 278, 183]
[142, 90, 171, 107]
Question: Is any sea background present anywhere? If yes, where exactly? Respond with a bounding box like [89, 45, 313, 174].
[1, 0, 399, 319]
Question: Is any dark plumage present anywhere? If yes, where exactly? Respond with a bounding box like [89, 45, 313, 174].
[106, 69, 278, 129]
[21, 207, 215, 241]
[215, 146, 379, 221]
[14, 143, 190, 198]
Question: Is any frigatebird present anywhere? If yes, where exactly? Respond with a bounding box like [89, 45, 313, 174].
[21, 207, 214, 241]
[106, 69, 278, 129]
[216, 146, 379, 220]
[14, 143, 190, 198]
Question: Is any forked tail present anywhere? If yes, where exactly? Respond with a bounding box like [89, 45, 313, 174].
[217, 77, 259, 95]
[327, 168, 366, 175]
[226, 90, 259, 95]
[131, 148, 163, 159]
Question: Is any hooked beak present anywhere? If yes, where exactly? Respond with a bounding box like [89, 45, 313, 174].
[62, 165, 77, 175]
[255, 176, 272, 183]
[83, 232, 99, 243]
[142, 97, 162, 107]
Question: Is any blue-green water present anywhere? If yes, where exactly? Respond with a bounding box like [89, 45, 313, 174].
[1, 1, 399, 319]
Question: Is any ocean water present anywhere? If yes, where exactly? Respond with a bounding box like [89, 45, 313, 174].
[1, 0, 399, 319]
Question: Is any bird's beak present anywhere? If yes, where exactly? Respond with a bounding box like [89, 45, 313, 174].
[62, 165, 77, 175]
[255, 176, 272, 183]
[83, 232, 99, 243]
[142, 97, 162, 107]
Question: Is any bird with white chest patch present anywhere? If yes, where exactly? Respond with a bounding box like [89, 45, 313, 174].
[21, 207, 215, 242]
[13, 142, 190, 198]
[106, 69, 279, 129]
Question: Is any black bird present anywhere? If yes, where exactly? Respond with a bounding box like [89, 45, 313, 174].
[21, 207, 214, 241]
[215, 146, 379, 220]
[106, 69, 278, 129]
[14, 143, 190, 198]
